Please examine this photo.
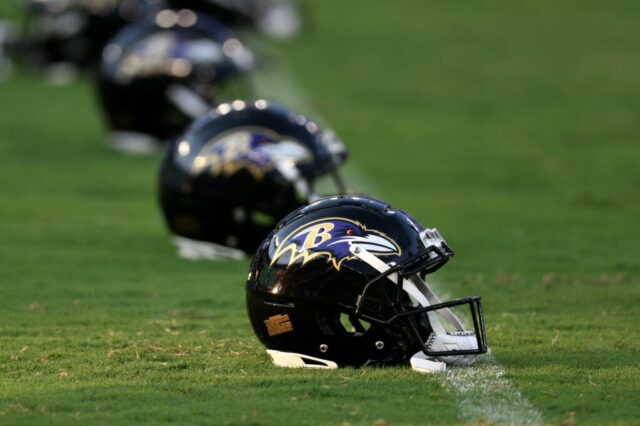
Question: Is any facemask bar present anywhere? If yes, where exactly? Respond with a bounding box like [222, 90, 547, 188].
[272, 157, 314, 201]
[348, 233, 487, 358]
[274, 159, 344, 203]
[309, 129, 348, 199]
[275, 128, 347, 202]
[329, 169, 346, 195]
[385, 296, 486, 357]
[166, 83, 212, 120]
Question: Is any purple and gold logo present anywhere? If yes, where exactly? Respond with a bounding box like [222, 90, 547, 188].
[192, 129, 312, 180]
[270, 217, 401, 271]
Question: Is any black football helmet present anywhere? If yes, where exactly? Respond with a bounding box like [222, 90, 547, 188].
[97, 8, 254, 153]
[246, 195, 487, 372]
[159, 100, 348, 257]
[21, 0, 164, 73]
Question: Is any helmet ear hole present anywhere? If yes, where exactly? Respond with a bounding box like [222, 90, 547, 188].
[358, 318, 372, 332]
[338, 312, 371, 335]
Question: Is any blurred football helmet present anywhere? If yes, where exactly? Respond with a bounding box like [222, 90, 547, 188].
[246, 195, 487, 372]
[97, 9, 254, 153]
[159, 100, 348, 257]
[22, 0, 164, 75]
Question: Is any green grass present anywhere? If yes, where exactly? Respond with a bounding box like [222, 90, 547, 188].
[1, 0, 640, 424]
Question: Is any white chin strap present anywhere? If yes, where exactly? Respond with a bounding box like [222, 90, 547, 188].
[349, 244, 479, 373]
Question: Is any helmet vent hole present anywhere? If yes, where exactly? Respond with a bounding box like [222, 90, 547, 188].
[338, 313, 371, 335]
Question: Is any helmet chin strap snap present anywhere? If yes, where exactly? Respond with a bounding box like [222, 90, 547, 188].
[349, 245, 479, 368]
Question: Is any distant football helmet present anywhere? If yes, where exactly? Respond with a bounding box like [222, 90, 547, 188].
[159, 100, 348, 257]
[246, 195, 487, 372]
[97, 9, 254, 153]
[22, 0, 164, 74]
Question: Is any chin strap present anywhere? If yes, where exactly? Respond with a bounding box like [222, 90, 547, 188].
[349, 245, 479, 370]
[267, 350, 338, 369]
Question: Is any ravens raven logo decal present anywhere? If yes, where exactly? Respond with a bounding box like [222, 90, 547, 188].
[270, 217, 401, 271]
[191, 129, 312, 180]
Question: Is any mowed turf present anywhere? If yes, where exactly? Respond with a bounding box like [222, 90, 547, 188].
[1, 1, 639, 424]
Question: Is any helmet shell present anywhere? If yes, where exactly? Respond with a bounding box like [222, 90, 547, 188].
[159, 101, 347, 253]
[97, 9, 252, 143]
[246, 196, 432, 367]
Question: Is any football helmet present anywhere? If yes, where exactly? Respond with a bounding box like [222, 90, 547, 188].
[97, 8, 254, 153]
[21, 0, 164, 74]
[246, 196, 487, 372]
[159, 100, 348, 257]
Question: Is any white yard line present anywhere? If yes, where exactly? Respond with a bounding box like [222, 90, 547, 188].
[432, 284, 544, 425]
[445, 354, 543, 425]
[249, 40, 544, 425]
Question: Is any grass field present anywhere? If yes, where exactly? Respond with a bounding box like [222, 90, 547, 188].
[1, 1, 640, 424]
